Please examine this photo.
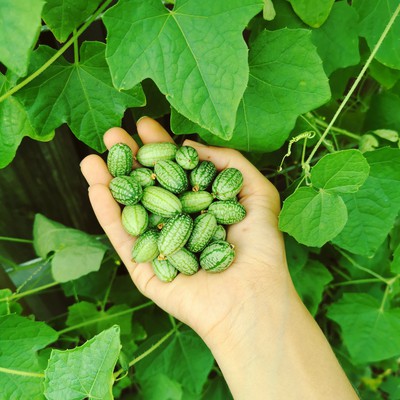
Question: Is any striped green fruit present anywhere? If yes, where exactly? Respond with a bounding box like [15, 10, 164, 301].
[148, 213, 168, 229]
[208, 200, 246, 225]
[210, 225, 227, 242]
[130, 168, 156, 188]
[175, 146, 199, 170]
[212, 168, 244, 200]
[109, 176, 143, 206]
[131, 230, 159, 263]
[158, 214, 193, 257]
[136, 142, 177, 167]
[151, 258, 178, 282]
[122, 204, 148, 236]
[190, 161, 217, 191]
[180, 191, 213, 214]
[200, 241, 235, 273]
[186, 213, 217, 253]
[154, 160, 188, 194]
[141, 186, 182, 218]
[168, 248, 199, 275]
[107, 143, 133, 177]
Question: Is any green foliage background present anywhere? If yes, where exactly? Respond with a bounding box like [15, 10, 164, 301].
[1, 0, 400, 398]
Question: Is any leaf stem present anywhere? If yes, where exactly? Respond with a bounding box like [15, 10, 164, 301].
[0, 366, 44, 379]
[313, 117, 360, 141]
[57, 301, 154, 336]
[73, 29, 79, 65]
[100, 265, 118, 312]
[0, 0, 114, 103]
[379, 284, 391, 312]
[329, 278, 383, 288]
[0, 281, 60, 302]
[305, 3, 400, 165]
[0, 236, 33, 244]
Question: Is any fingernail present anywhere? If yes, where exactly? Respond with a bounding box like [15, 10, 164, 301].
[136, 116, 148, 125]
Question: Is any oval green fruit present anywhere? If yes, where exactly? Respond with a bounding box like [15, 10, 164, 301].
[136, 142, 178, 167]
[175, 146, 199, 170]
[210, 225, 227, 242]
[180, 191, 213, 214]
[122, 204, 148, 236]
[141, 186, 182, 218]
[200, 240, 235, 273]
[186, 213, 217, 253]
[151, 258, 178, 282]
[107, 143, 133, 177]
[212, 168, 243, 200]
[208, 200, 246, 225]
[130, 168, 156, 188]
[190, 161, 217, 191]
[154, 160, 188, 194]
[109, 176, 143, 206]
[168, 248, 199, 275]
[158, 214, 193, 257]
[148, 213, 168, 230]
[131, 230, 159, 263]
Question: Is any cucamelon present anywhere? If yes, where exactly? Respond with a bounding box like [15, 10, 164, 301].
[186, 213, 217, 253]
[154, 160, 188, 194]
[190, 161, 217, 191]
[175, 146, 199, 170]
[212, 168, 243, 200]
[130, 168, 156, 188]
[200, 241, 235, 273]
[109, 176, 143, 206]
[210, 225, 227, 242]
[148, 213, 168, 229]
[158, 214, 193, 257]
[121, 204, 148, 236]
[151, 258, 178, 282]
[180, 191, 213, 214]
[131, 230, 159, 263]
[107, 143, 133, 177]
[208, 200, 246, 225]
[168, 248, 199, 275]
[141, 186, 182, 217]
[136, 142, 177, 167]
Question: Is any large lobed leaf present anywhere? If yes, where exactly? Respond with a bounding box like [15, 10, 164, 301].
[103, 0, 264, 139]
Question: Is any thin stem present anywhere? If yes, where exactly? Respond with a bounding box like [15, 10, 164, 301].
[0, 0, 114, 103]
[0, 281, 60, 302]
[73, 29, 79, 65]
[100, 265, 118, 312]
[379, 284, 391, 312]
[314, 119, 360, 141]
[57, 301, 154, 336]
[0, 236, 33, 244]
[305, 3, 400, 165]
[0, 366, 44, 379]
[329, 278, 383, 288]
[168, 314, 177, 331]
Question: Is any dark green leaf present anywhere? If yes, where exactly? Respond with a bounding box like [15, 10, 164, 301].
[288, 0, 334, 28]
[392, 244, 400, 274]
[202, 376, 233, 400]
[0, 0, 44, 76]
[279, 186, 348, 247]
[327, 293, 400, 364]
[332, 148, 400, 256]
[16, 42, 145, 153]
[42, 0, 103, 42]
[381, 376, 400, 400]
[0, 314, 58, 400]
[103, 0, 263, 139]
[44, 326, 121, 400]
[369, 60, 400, 90]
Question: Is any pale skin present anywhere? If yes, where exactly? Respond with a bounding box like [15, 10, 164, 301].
[80, 116, 359, 400]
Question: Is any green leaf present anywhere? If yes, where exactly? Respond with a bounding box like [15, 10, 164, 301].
[327, 293, 400, 364]
[33, 214, 108, 282]
[0, 73, 54, 169]
[353, 0, 400, 70]
[0, 314, 58, 400]
[288, 0, 334, 28]
[372, 129, 399, 143]
[279, 186, 348, 247]
[310, 149, 370, 194]
[136, 329, 214, 395]
[65, 301, 134, 339]
[202, 376, 233, 400]
[0, 0, 44, 76]
[172, 28, 330, 152]
[369, 60, 400, 89]
[263, 0, 276, 21]
[103, 0, 263, 139]
[16, 42, 145, 153]
[42, 0, 102, 42]
[140, 374, 183, 400]
[391, 244, 400, 274]
[381, 376, 400, 400]
[332, 148, 400, 256]
[0, 289, 12, 315]
[44, 326, 121, 400]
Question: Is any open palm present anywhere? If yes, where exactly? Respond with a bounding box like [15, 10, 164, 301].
[80, 117, 290, 344]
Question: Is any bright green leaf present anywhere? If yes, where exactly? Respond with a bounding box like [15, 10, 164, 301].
[16, 42, 145, 153]
[0, 314, 58, 400]
[372, 129, 399, 143]
[140, 374, 183, 400]
[0, 0, 44, 76]
[44, 326, 121, 400]
[353, 0, 400, 70]
[263, 0, 276, 21]
[42, 0, 102, 42]
[310, 149, 370, 194]
[369, 60, 400, 89]
[103, 0, 263, 139]
[288, 0, 334, 28]
[327, 293, 400, 364]
[136, 329, 214, 395]
[392, 244, 400, 274]
[359, 134, 380, 153]
[279, 186, 348, 247]
[332, 148, 400, 256]
[172, 29, 330, 152]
